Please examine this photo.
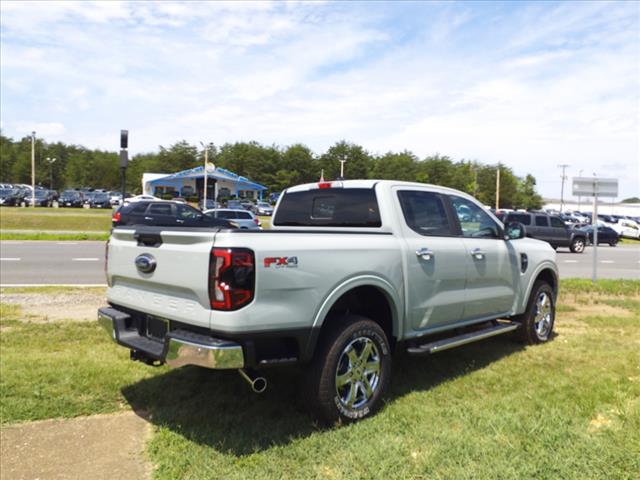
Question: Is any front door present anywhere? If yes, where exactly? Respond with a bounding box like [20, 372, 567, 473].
[394, 188, 468, 335]
[449, 195, 518, 320]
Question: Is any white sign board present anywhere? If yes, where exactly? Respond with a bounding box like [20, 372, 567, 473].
[572, 177, 618, 197]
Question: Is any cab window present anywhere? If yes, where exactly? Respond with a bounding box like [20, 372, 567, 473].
[397, 191, 453, 236]
[450, 196, 500, 238]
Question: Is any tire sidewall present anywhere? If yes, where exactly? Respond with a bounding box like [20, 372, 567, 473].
[318, 319, 391, 423]
[525, 283, 555, 344]
[571, 237, 585, 253]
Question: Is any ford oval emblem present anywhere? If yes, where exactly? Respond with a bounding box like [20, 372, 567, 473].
[135, 253, 157, 274]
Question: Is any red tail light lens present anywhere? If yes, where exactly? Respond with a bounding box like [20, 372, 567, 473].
[209, 248, 255, 310]
[253, 218, 260, 224]
[112, 211, 121, 223]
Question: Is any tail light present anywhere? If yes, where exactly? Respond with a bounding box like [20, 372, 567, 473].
[209, 248, 255, 310]
[112, 211, 121, 224]
[253, 218, 260, 225]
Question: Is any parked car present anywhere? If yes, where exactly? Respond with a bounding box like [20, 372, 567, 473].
[579, 225, 620, 246]
[100, 179, 559, 423]
[253, 201, 274, 216]
[124, 194, 161, 205]
[240, 200, 254, 211]
[496, 212, 588, 253]
[59, 190, 85, 207]
[0, 188, 25, 206]
[198, 199, 221, 210]
[112, 201, 236, 228]
[226, 199, 243, 209]
[23, 189, 56, 207]
[204, 208, 261, 229]
[89, 192, 112, 208]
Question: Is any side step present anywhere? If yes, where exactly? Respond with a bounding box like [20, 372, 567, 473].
[406, 322, 520, 355]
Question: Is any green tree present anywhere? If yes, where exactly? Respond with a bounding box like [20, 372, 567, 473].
[319, 141, 372, 180]
[370, 151, 418, 181]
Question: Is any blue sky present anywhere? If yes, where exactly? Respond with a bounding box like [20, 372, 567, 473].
[1, 0, 638, 199]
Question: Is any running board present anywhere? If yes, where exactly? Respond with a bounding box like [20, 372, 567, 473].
[406, 322, 520, 355]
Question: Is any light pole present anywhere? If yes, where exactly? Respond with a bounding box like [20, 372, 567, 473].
[558, 164, 570, 213]
[200, 142, 213, 208]
[31, 131, 36, 208]
[46, 157, 57, 189]
[339, 156, 346, 179]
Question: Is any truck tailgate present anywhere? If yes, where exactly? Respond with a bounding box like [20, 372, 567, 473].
[106, 227, 216, 329]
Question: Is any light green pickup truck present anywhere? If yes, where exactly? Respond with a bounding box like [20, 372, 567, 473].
[99, 180, 558, 422]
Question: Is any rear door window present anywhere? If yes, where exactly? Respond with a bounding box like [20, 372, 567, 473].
[550, 217, 565, 228]
[397, 191, 453, 236]
[274, 188, 381, 227]
[148, 203, 173, 216]
[535, 216, 549, 227]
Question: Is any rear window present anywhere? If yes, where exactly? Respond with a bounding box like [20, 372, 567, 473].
[236, 211, 252, 219]
[274, 188, 381, 227]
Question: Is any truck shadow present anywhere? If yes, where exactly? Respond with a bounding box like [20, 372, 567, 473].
[121, 336, 525, 456]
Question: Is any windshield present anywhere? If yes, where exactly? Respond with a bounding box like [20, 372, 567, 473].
[258, 202, 271, 208]
[62, 191, 80, 199]
[34, 190, 48, 197]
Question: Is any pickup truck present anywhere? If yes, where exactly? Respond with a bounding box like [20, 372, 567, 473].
[497, 211, 587, 253]
[99, 180, 558, 422]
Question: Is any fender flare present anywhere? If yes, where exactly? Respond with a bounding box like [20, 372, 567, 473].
[302, 275, 403, 360]
[519, 261, 559, 313]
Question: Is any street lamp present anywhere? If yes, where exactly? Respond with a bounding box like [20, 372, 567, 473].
[200, 141, 213, 209]
[31, 131, 36, 208]
[339, 154, 346, 180]
[46, 157, 57, 189]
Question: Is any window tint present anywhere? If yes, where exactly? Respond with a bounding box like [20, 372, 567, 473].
[450, 196, 500, 238]
[216, 211, 236, 219]
[506, 213, 531, 225]
[397, 191, 452, 236]
[550, 217, 565, 228]
[176, 204, 200, 220]
[130, 203, 148, 214]
[236, 211, 252, 219]
[274, 188, 381, 227]
[149, 203, 173, 215]
[535, 215, 549, 227]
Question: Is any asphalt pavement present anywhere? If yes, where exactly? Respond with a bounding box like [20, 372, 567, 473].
[0, 241, 638, 286]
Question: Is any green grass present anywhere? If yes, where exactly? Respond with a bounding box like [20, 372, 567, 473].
[0, 207, 112, 231]
[560, 278, 640, 296]
[0, 281, 638, 479]
[0, 232, 110, 241]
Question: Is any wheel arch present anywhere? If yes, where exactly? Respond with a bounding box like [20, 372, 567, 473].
[519, 263, 559, 314]
[302, 276, 402, 361]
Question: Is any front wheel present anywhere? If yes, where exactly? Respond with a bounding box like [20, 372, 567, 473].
[609, 240, 618, 247]
[570, 237, 585, 253]
[304, 315, 391, 423]
[514, 281, 555, 345]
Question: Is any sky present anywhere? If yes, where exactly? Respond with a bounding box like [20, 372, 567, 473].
[1, 0, 639, 200]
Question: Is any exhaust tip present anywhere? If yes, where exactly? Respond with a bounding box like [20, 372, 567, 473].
[252, 377, 267, 393]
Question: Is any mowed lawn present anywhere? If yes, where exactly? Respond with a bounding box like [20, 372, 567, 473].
[1, 280, 639, 479]
[0, 207, 272, 239]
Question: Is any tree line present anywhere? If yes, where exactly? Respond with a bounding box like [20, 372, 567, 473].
[0, 133, 543, 209]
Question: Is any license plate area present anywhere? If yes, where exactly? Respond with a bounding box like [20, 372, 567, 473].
[146, 315, 169, 341]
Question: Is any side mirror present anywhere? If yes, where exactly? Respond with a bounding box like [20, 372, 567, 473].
[504, 221, 526, 240]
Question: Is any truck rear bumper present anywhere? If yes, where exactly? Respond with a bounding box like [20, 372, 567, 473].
[98, 306, 244, 369]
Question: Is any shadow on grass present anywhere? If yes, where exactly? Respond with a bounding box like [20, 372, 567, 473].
[122, 336, 525, 456]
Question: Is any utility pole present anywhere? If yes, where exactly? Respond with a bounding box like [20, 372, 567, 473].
[495, 167, 500, 210]
[339, 156, 346, 179]
[200, 142, 212, 209]
[120, 130, 129, 203]
[558, 164, 570, 213]
[577, 169, 583, 211]
[31, 131, 36, 208]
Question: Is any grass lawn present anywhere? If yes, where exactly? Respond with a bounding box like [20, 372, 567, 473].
[1, 281, 639, 479]
[0, 207, 273, 240]
[0, 207, 112, 231]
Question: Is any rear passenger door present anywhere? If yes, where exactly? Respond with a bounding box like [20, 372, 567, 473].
[394, 188, 467, 334]
[549, 216, 570, 246]
[449, 196, 518, 321]
[532, 215, 551, 242]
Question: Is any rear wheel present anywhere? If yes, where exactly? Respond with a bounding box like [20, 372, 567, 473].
[304, 315, 391, 423]
[570, 237, 585, 253]
[609, 240, 618, 247]
[514, 281, 555, 345]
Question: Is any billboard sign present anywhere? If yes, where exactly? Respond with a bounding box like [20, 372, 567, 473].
[572, 177, 618, 198]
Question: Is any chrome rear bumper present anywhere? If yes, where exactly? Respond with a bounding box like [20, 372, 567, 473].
[98, 307, 244, 370]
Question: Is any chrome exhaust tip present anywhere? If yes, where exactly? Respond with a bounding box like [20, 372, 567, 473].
[238, 368, 267, 393]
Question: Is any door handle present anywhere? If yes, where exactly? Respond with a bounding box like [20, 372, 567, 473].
[416, 248, 435, 261]
[471, 248, 485, 260]
[144, 216, 153, 220]
[176, 219, 185, 224]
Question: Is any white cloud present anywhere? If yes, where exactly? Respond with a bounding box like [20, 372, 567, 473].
[0, 0, 638, 198]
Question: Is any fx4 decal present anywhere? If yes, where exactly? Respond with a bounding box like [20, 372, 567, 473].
[264, 256, 298, 268]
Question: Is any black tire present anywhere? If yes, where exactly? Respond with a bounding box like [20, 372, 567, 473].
[304, 315, 391, 423]
[609, 240, 617, 247]
[514, 281, 555, 345]
[570, 237, 585, 253]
